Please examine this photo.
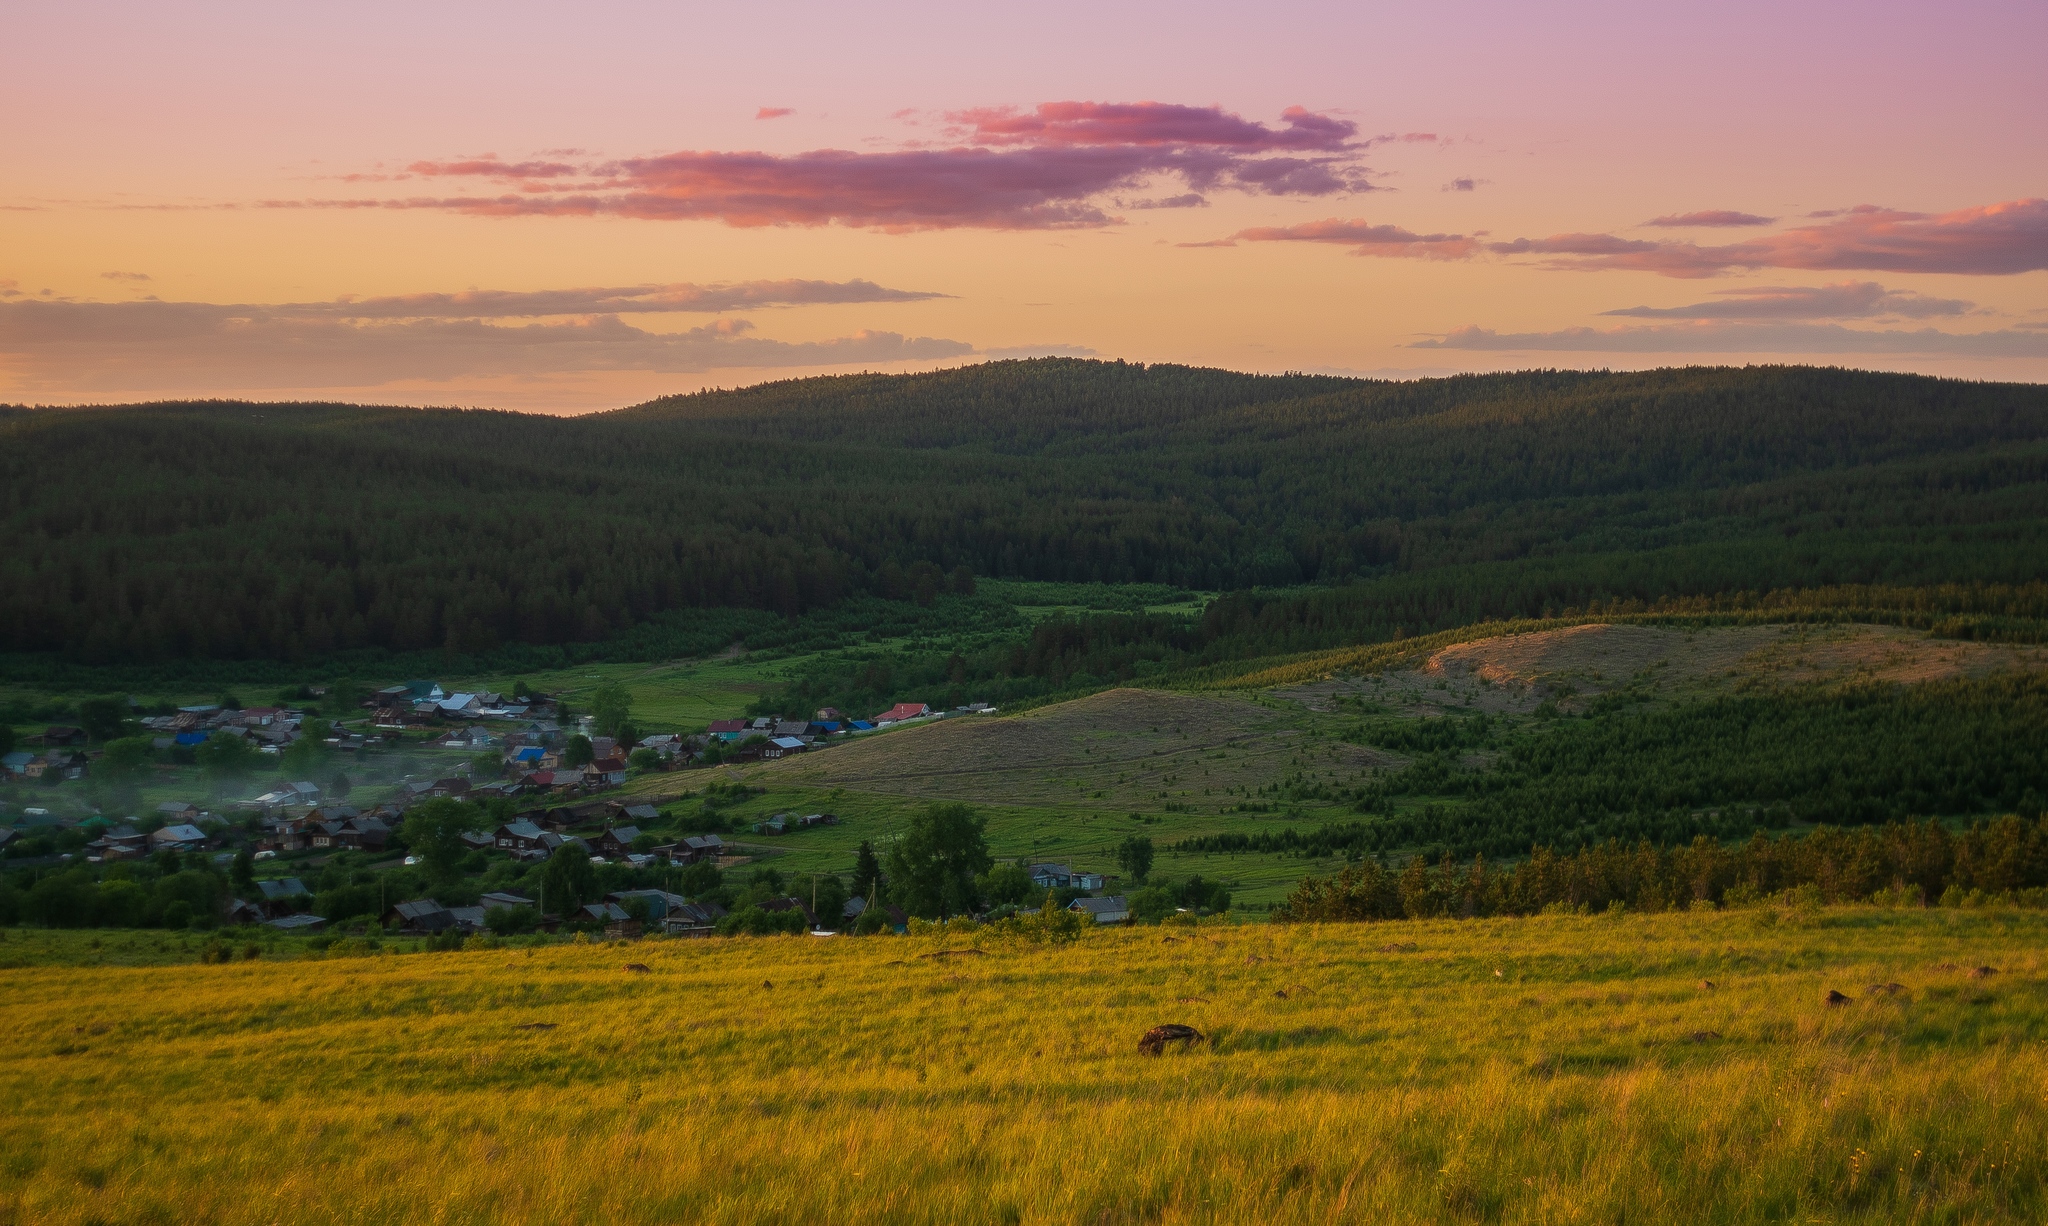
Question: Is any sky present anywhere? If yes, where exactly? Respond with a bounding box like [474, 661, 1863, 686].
[4, 0, 2046, 412]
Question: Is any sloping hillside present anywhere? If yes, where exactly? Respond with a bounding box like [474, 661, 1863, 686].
[756, 687, 1388, 809]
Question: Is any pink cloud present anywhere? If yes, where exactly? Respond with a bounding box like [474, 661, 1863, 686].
[1412, 320, 2048, 357]
[1646, 210, 1776, 227]
[1198, 217, 1480, 260]
[317, 103, 1374, 232]
[409, 157, 581, 179]
[756, 107, 795, 120]
[947, 101, 1355, 152]
[1495, 199, 2048, 277]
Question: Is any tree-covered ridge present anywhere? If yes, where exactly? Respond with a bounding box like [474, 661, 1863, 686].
[3, 360, 2044, 663]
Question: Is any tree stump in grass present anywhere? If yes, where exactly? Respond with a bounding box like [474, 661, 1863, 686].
[1824, 989, 1851, 1006]
[1139, 1024, 1205, 1055]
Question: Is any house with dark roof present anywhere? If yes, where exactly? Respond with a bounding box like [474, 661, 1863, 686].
[660, 900, 727, 937]
[494, 821, 548, 854]
[1069, 895, 1131, 924]
[256, 877, 311, 917]
[386, 899, 455, 934]
[575, 901, 639, 937]
[445, 905, 490, 934]
[607, 888, 687, 919]
[150, 823, 212, 851]
[1029, 863, 1104, 891]
[89, 829, 149, 861]
[592, 826, 642, 859]
[588, 757, 628, 787]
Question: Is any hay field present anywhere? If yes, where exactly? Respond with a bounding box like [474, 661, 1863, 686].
[4, 909, 2046, 1224]
[755, 687, 1384, 807]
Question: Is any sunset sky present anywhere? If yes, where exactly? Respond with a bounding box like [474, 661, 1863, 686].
[5, 0, 2046, 411]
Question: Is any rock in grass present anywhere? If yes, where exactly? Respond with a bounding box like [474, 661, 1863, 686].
[1825, 989, 1852, 1006]
[1138, 1024, 1206, 1055]
[1698, 979, 1717, 990]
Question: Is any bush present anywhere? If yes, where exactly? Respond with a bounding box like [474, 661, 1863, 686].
[717, 906, 806, 936]
[486, 905, 539, 935]
[852, 907, 892, 936]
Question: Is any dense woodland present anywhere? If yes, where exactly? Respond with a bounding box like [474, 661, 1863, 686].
[1275, 813, 2048, 921]
[4, 361, 2046, 666]
[1174, 672, 2048, 863]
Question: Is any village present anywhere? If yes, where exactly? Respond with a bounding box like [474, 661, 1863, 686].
[0, 681, 1148, 939]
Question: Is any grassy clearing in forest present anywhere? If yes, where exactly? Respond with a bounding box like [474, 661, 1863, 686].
[3, 907, 2045, 1225]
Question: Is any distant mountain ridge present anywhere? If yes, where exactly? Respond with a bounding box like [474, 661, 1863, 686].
[3, 359, 2044, 664]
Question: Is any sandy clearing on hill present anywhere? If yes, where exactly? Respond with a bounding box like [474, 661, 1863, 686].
[1281, 622, 2048, 716]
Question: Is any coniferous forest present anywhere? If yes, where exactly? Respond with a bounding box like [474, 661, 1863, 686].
[4, 360, 2046, 668]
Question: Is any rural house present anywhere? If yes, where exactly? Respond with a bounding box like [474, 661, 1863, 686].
[1069, 896, 1131, 924]
[592, 826, 642, 858]
[1027, 863, 1104, 891]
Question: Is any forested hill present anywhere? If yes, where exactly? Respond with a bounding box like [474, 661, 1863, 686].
[3, 360, 2046, 665]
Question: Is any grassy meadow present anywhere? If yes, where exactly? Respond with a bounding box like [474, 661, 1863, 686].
[3, 906, 2046, 1224]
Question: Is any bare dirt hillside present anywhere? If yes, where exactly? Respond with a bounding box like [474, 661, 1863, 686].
[1282, 622, 2048, 717]
[754, 687, 1388, 807]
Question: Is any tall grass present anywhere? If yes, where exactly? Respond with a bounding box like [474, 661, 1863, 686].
[2, 908, 2043, 1223]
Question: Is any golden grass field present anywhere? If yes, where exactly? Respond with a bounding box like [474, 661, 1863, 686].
[4, 906, 2045, 1224]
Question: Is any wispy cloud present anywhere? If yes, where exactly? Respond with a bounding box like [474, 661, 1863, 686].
[1601, 281, 1974, 321]
[0, 302, 973, 393]
[292, 102, 1377, 232]
[981, 343, 1100, 359]
[1189, 217, 1479, 260]
[1645, 210, 1776, 228]
[755, 107, 795, 120]
[1491, 199, 2048, 277]
[0, 280, 968, 392]
[100, 271, 152, 281]
[310, 278, 947, 318]
[1413, 320, 2048, 356]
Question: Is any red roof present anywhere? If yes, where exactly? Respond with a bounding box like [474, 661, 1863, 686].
[708, 719, 746, 733]
[876, 702, 931, 722]
[591, 757, 627, 773]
